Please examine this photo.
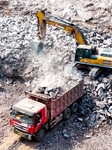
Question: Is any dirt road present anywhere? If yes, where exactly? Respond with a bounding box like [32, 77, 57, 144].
[0, 123, 112, 150]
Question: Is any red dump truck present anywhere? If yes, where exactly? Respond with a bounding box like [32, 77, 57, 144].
[10, 80, 84, 142]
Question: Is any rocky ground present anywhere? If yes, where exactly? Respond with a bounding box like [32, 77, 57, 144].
[0, 0, 112, 150]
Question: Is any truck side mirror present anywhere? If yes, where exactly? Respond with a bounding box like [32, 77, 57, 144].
[10, 106, 12, 114]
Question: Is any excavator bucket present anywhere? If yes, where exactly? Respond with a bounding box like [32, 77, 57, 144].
[30, 11, 46, 53]
[30, 40, 44, 53]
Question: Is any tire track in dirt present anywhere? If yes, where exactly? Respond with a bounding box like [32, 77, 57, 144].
[0, 121, 60, 150]
[0, 133, 21, 150]
[13, 125, 61, 150]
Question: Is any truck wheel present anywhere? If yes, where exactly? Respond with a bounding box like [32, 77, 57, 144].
[35, 129, 45, 142]
[71, 103, 78, 114]
[63, 108, 71, 120]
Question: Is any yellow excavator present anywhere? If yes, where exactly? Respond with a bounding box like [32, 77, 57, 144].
[36, 10, 112, 79]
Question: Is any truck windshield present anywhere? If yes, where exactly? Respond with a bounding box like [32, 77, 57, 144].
[11, 110, 34, 124]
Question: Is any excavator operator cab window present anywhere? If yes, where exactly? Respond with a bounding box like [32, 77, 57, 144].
[84, 49, 90, 58]
[75, 48, 84, 61]
[75, 48, 91, 61]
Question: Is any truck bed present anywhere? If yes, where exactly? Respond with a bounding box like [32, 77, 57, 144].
[50, 80, 83, 119]
[26, 80, 84, 119]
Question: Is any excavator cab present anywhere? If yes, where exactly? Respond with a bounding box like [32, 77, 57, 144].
[75, 46, 91, 61]
[75, 45, 98, 61]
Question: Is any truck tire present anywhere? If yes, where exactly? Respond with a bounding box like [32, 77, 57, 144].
[35, 128, 45, 142]
[63, 108, 71, 120]
[71, 102, 78, 114]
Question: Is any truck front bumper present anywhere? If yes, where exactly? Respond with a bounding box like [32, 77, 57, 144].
[12, 127, 34, 140]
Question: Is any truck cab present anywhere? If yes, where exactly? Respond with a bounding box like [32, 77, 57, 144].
[10, 80, 84, 141]
[10, 98, 48, 140]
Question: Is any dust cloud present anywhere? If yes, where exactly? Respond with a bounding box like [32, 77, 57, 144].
[27, 44, 82, 94]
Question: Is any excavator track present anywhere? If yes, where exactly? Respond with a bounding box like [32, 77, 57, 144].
[89, 67, 103, 80]
[74, 64, 104, 80]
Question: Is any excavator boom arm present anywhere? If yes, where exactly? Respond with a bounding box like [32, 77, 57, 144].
[36, 10, 86, 45]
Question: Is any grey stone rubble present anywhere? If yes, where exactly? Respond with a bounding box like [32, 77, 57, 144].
[79, 76, 112, 127]
[0, 0, 112, 121]
[34, 86, 63, 99]
[0, 0, 112, 148]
